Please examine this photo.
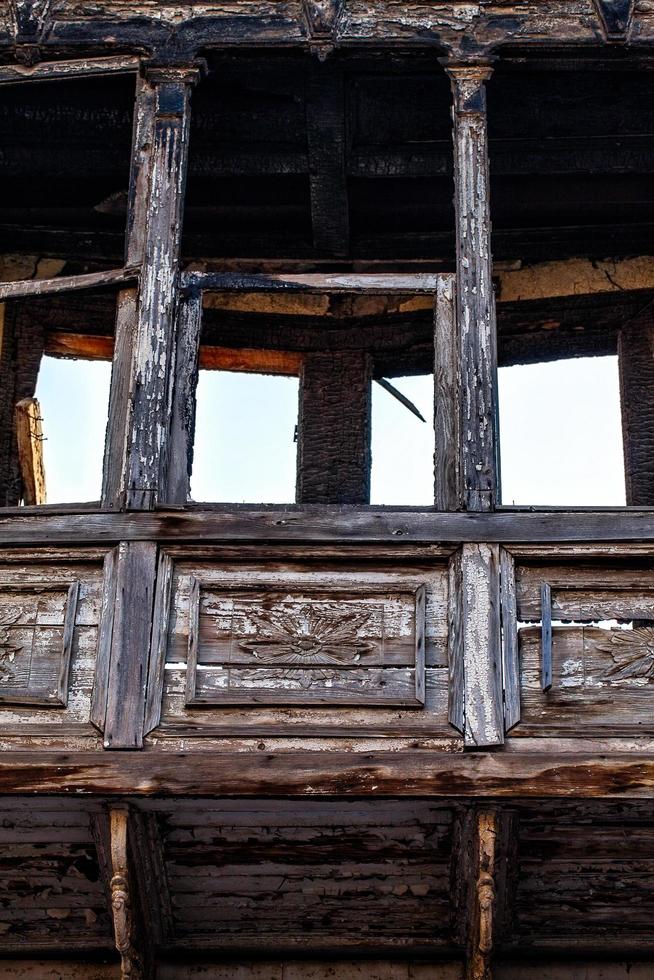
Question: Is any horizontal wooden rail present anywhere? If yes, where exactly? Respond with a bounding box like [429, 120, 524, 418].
[0, 751, 651, 797]
[2, 507, 654, 545]
[0, 266, 138, 302]
[0, 55, 141, 84]
[183, 271, 450, 294]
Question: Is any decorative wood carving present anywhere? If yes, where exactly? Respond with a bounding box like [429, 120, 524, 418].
[302, 0, 343, 59]
[470, 810, 498, 980]
[109, 807, 143, 980]
[593, 0, 633, 40]
[598, 627, 654, 682]
[9, 0, 52, 42]
[0, 581, 78, 706]
[184, 580, 426, 707]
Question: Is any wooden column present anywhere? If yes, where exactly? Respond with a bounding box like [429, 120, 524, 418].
[103, 65, 199, 510]
[296, 351, 372, 504]
[618, 319, 654, 505]
[445, 61, 499, 513]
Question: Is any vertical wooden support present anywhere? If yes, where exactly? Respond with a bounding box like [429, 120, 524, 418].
[167, 290, 202, 505]
[500, 548, 520, 731]
[102, 541, 158, 749]
[93, 805, 163, 980]
[108, 806, 144, 980]
[449, 543, 504, 747]
[445, 62, 499, 512]
[103, 66, 200, 510]
[296, 350, 372, 504]
[434, 272, 461, 510]
[14, 397, 46, 505]
[452, 807, 503, 980]
[618, 319, 654, 505]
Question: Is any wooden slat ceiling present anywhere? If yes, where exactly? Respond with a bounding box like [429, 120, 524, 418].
[1, 49, 654, 266]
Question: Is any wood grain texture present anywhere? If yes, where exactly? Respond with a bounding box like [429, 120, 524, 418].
[451, 544, 504, 747]
[103, 541, 158, 750]
[14, 397, 46, 506]
[434, 275, 460, 511]
[296, 351, 372, 504]
[0, 751, 653, 797]
[8, 509, 654, 546]
[500, 549, 520, 731]
[166, 291, 201, 506]
[447, 64, 498, 513]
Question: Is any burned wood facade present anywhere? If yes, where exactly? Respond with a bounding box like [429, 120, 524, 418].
[3, 0, 654, 977]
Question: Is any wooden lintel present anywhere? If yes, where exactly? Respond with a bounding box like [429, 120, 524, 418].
[0, 751, 653, 797]
[0, 54, 141, 84]
[14, 397, 46, 506]
[6, 508, 654, 545]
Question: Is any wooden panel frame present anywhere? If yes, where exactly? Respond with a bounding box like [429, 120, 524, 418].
[183, 578, 427, 709]
[0, 579, 79, 707]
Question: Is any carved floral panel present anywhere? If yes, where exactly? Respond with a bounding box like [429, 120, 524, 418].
[184, 581, 426, 708]
[0, 581, 79, 706]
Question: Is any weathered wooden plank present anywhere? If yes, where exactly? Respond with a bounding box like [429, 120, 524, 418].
[166, 292, 202, 507]
[0, 54, 140, 84]
[8, 509, 654, 545]
[296, 351, 373, 504]
[90, 547, 119, 733]
[618, 318, 654, 506]
[2, 750, 654, 797]
[144, 550, 174, 736]
[446, 63, 498, 513]
[103, 542, 158, 749]
[183, 272, 444, 294]
[0, 268, 136, 303]
[434, 274, 460, 511]
[14, 397, 46, 506]
[450, 544, 504, 747]
[500, 549, 520, 731]
[540, 583, 552, 692]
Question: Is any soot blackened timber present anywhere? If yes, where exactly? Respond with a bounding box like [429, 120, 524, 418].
[618, 316, 654, 506]
[296, 351, 373, 504]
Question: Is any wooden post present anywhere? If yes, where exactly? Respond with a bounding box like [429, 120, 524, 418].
[0, 302, 45, 506]
[103, 66, 200, 510]
[452, 807, 502, 980]
[296, 350, 372, 504]
[434, 273, 461, 510]
[618, 319, 654, 505]
[445, 61, 499, 512]
[14, 397, 46, 505]
[448, 543, 504, 747]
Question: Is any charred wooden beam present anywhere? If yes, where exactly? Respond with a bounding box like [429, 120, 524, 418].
[103, 66, 199, 511]
[183, 272, 443, 293]
[296, 350, 372, 504]
[14, 396, 45, 506]
[618, 313, 654, 505]
[306, 61, 349, 257]
[446, 62, 499, 512]
[0, 54, 139, 84]
[448, 543, 504, 747]
[0, 299, 44, 507]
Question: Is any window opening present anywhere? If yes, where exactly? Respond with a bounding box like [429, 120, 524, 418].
[371, 375, 434, 505]
[33, 355, 111, 505]
[190, 369, 299, 504]
[498, 356, 625, 506]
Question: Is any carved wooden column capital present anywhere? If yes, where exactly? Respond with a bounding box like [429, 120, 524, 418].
[444, 61, 495, 112]
[109, 806, 143, 980]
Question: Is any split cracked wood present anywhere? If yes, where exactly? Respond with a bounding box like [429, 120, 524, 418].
[14, 398, 45, 507]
